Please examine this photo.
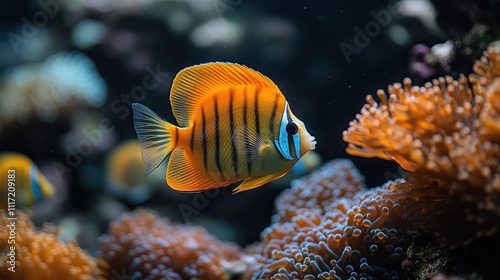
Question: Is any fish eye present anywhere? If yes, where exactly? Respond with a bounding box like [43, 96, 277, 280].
[286, 122, 298, 135]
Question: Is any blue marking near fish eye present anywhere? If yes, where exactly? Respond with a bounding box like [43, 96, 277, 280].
[29, 164, 43, 202]
[292, 133, 301, 158]
[274, 139, 287, 159]
[275, 102, 294, 160]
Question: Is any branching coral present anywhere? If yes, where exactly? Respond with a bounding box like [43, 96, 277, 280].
[97, 208, 243, 280]
[343, 46, 500, 247]
[0, 211, 101, 280]
[243, 159, 409, 280]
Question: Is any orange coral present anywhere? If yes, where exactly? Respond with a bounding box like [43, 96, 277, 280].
[0, 210, 101, 280]
[343, 47, 500, 247]
[273, 159, 366, 223]
[470, 46, 500, 142]
[97, 209, 243, 280]
[243, 159, 409, 279]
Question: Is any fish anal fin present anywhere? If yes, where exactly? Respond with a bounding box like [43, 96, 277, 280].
[167, 148, 221, 192]
[170, 62, 281, 127]
[233, 172, 287, 194]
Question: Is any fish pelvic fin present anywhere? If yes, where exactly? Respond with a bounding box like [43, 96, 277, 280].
[132, 103, 177, 176]
[233, 172, 288, 194]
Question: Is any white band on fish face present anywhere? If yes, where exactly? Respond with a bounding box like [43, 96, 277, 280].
[274, 102, 300, 160]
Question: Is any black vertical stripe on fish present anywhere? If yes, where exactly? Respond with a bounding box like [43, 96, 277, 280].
[254, 86, 261, 136]
[229, 88, 239, 177]
[201, 105, 208, 171]
[190, 122, 196, 151]
[242, 87, 252, 175]
[174, 127, 179, 147]
[285, 104, 295, 158]
[213, 96, 223, 178]
[269, 93, 279, 136]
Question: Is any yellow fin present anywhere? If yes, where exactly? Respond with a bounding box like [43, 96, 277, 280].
[233, 172, 287, 194]
[170, 62, 281, 127]
[166, 148, 221, 192]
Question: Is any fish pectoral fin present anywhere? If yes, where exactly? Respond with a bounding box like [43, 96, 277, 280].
[233, 172, 287, 194]
[233, 125, 265, 163]
[259, 144, 271, 157]
[167, 148, 221, 192]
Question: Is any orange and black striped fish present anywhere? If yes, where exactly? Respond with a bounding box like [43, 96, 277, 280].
[132, 62, 316, 193]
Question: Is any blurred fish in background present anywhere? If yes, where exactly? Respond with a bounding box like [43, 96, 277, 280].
[104, 139, 165, 205]
[0, 152, 55, 209]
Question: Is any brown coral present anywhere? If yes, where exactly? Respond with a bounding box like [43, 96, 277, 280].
[0, 210, 101, 280]
[243, 159, 409, 280]
[97, 208, 243, 280]
[343, 47, 500, 247]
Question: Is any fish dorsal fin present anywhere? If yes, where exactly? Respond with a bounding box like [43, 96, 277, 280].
[233, 172, 288, 194]
[166, 148, 223, 192]
[170, 62, 281, 127]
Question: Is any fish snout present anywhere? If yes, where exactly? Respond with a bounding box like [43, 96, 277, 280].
[308, 136, 317, 150]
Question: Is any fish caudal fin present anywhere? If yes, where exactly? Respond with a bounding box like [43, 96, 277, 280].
[132, 103, 177, 176]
